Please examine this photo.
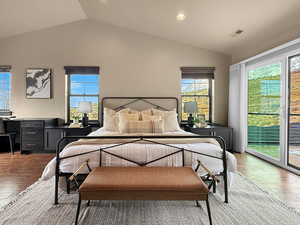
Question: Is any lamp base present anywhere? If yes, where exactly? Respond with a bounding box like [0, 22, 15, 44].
[187, 114, 194, 127]
[82, 113, 89, 127]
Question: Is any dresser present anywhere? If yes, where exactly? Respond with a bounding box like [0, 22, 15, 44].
[20, 118, 58, 153]
[4, 118, 58, 153]
[3, 118, 94, 153]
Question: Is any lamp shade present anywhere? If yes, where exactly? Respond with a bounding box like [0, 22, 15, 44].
[184, 101, 198, 114]
[78, 101, 92, 114]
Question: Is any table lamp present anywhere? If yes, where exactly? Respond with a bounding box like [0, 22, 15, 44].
[78, 101, 92, 127]
[184, 101, 198, 127]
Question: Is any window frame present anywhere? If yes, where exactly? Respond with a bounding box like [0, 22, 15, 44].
[66, 74, 100, 123]
[181, 78, 213, 122]
[0, 71, 12, 113]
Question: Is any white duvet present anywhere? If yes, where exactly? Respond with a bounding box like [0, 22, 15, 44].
[41, 128, 237, 192]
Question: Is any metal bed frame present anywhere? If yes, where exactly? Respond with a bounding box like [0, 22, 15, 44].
[54, 97, 229, 204]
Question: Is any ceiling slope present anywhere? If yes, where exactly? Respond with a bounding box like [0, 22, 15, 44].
[79, 0, 300, 55]
[0, 0, 86, 39]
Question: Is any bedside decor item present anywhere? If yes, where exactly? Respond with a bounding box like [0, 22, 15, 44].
[183, 101, 198, 127]
[68, 123, 81, 128]
[78, 101, 92, 127]
[194, 114, 207, 128]
[26, 68, 51, 98]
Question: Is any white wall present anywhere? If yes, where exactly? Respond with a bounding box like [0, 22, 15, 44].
[0, 20, 231, 124]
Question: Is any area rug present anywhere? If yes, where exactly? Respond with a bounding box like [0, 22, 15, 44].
[0, 173, 300, 225]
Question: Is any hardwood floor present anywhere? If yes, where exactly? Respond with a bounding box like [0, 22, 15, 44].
[0, 152, 53, 208]
[0, 151, 299, 212]
[235, 153, 300, 212]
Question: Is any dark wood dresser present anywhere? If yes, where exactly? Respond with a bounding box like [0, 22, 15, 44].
[4, 118, 93, 154]
[20, 118, 58, 153]
[4, 118, 58, 153]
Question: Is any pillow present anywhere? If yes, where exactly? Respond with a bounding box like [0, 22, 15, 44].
[141, 109, 153, 117]
[118, 112, 140, 133]
[141, 114, 161, 121]
[152, 108, 180, 132]
[103, 108, 131, 131]
[0, 118, 5, 134]
[119, 112, 140, 121]
[163, 110, 181, 132]
[119, 119, 164, 133]
[103, 107, 119, 131]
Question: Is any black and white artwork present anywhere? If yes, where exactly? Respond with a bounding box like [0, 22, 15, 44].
[26, 68, 51, 98]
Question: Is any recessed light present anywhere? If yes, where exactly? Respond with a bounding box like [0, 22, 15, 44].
[177, 12, 186, 21]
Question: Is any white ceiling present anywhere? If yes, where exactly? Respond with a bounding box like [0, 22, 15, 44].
[1, 0, 300, 57]
[79, 0, 300, 55]
[0, 0, 86, 39]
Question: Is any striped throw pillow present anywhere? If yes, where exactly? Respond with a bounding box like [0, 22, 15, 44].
[119, 119, 164, 133]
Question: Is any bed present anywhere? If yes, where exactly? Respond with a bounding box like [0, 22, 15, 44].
[40, 97, 237, 205]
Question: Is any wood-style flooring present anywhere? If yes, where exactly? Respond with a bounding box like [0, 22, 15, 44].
[0, 152, 299, 212]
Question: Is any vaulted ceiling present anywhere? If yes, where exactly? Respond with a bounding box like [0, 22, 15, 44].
[1, 0, 300, 60]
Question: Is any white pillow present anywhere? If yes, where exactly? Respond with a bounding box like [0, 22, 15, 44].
[119, 119, 164, 133]
[152, 108, 180, 132]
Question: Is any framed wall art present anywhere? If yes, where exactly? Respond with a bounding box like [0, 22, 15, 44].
[26, 68, 51, 99]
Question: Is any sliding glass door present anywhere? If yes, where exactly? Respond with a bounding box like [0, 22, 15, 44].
[288, 55, 300, 169]
[247, 62, 282, 161]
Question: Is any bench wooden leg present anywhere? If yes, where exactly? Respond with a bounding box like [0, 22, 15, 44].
[75, 195, 82, 225]
[205, 199, 212, 225]
[86, 200, 90, 207]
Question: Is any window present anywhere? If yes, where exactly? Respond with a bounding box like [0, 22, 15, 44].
[65, 66, 100, 122]
[180, 67, 214, 122]
[0, 66, 12, 113]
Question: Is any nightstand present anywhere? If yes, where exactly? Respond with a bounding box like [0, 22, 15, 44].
[181, 123, 233, 152]
[44, 126, 92, 152]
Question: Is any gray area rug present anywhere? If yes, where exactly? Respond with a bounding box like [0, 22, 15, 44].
[0, 173, 300, 225]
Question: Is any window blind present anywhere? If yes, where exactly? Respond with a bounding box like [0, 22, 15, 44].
[0, 65, 12, 72]
[180, 67, 215, 79]
[64, 66, 100, 75]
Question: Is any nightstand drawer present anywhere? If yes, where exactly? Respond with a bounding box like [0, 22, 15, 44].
[22, 121, 44, 128]
[189, 128, 211, 136]
[22, 142, 43, 151]
[22, 128, 44, 140]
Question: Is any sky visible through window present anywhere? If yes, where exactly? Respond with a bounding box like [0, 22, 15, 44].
[70, 74, 99, 107]
[69, 74, 99, 121]
[0, 72, 11, 111]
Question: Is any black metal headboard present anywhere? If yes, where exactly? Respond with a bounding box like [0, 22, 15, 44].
[101, 97, 179, 126]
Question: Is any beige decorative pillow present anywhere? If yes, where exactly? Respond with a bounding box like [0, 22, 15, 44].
[103, 107, 119, 131]
[152, 108, 180, 132]
[103, 108, 130, 131]
[152, 119, 164, 133]
[141, 114, 161, 121]
[152, 108, 165, 117]
[119, 119, 164, 133]
[141, 108, 153, 117]
[118, 112, 140, 133]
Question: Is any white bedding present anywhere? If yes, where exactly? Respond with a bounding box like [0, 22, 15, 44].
[41, 128, 236, 193]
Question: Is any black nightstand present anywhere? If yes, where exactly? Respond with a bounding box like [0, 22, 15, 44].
[181, 123, 233, 152]
[44, 126, 92, 152]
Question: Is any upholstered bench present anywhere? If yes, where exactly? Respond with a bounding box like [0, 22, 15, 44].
[75, 167, 212, 225]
